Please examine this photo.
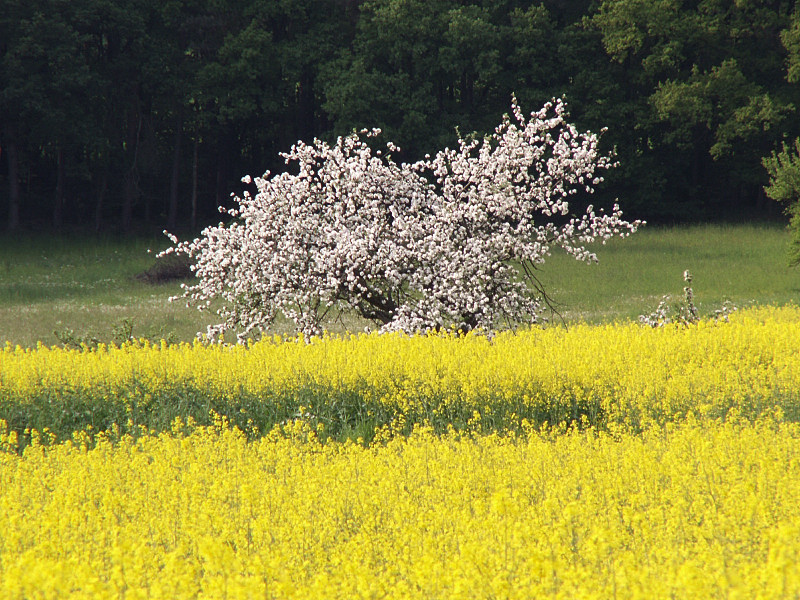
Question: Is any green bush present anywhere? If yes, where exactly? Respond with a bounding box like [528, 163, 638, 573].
[763, 138, 800, 265]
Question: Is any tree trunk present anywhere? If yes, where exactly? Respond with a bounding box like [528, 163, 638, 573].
[215, 133, 230, 211]
[460, 71, 473, 110]
[122, 171, 136, 232]
[191, 134, 199, 230]
[53, 147, 65, 228]
[167, 109, 183, 230]
[94, 171, 108, 233]
[122, 94, 141, 233]
[296, 69, 316, 141]
[4, 125, 21, 232]
[215, 161, 224, 211]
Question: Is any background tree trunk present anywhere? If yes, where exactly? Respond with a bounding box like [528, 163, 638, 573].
[4, 125, 21, 232]
[191, 134, 199, 231]
[94, 172, 108, 233]
[122, 171, 137, 232]
[167, 110, 183, 230]
[53, 147, 65, 228]
[122, 100, 141, 233]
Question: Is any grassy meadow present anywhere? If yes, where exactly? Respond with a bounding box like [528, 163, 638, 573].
[0, 232, 212, 348]
[0, 222, 797, 347]
[536, 221, 799, 322]
[2, 222, 800, 599]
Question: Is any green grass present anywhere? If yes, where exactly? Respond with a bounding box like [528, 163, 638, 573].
[0, 223, 797, 347]
[536, 222, 800, 323]
[0, 232, 218, 348]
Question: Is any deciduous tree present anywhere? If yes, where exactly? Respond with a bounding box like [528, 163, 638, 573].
[165, 98, 640, 341]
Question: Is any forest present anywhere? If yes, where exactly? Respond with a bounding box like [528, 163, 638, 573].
[1, 0, 799, 232]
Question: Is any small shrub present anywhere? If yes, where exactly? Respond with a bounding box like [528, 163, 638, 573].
[762, 137, 800, 266]
[639, 270, 736, 327]
[134, 252, 194, 284]
[54, 317, 178, 349]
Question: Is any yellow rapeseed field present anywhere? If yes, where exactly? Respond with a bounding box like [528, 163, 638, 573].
[1, 306, 800, 598]
[2, 305, 800, 436]
[1, 417, 799, 599]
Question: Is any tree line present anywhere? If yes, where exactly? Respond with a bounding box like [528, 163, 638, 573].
[1, 0, 799, 233]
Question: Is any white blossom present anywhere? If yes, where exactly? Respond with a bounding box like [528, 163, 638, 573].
[163, 98, 642, 341]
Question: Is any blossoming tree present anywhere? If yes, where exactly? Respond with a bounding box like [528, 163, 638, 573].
[164, 97, 641, 341]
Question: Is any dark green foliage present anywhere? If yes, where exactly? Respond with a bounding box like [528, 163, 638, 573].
[588, 0, 798, 220]
[783, 5, 800, 84]
[1, 0, 799, 230]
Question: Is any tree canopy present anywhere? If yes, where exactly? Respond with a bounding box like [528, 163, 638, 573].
[166, 98, 640, 340]
[2, 0, 799, 232]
